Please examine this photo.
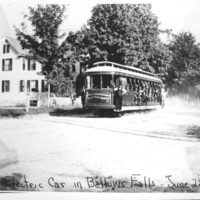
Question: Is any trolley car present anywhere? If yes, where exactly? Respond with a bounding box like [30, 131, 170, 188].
[82, 61, 163, 114]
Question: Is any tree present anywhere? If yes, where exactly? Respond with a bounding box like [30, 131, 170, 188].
[15, 5, 75, 96]
[67, 4, 172, 77]
[167, 32, 200, 96]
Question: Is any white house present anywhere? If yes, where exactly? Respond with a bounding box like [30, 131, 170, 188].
[0, 36, 47, 106]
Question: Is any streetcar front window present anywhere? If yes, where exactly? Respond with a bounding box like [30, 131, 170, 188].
[85, 75, 101, 89]
[85, 75, 114, 89]
[92, 75, 101, 89]
[102, 75, 112, 88]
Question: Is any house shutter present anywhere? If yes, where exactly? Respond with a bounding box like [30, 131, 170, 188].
[36, 80, 38, 92]
[7, 45, 10, 53]
[27, 80, 30, 92]
[41, 80, 45, 92]
[2, 59, 5, 71]
[3, 45, 5, 54]
[28, 59, 30, 70]
[7, 81, 10, 92]
[19, 80, 21, 92]
[23, 58, 25, 70]
[20, 80, 22, 92]
[10, 59, 12, 71]
[2, 81, 4, 92]
[34, 60, 36, 70]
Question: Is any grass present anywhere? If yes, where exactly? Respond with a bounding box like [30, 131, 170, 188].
[0, 108, 26, 118]
[0, 105, 88, 118]
[0, 106, 55, 118]
[28, 106, 55, 115]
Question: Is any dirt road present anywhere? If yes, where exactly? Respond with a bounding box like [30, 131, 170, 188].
[0, 102, 200, 192]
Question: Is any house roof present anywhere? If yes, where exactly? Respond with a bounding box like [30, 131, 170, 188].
[5, 36, 29, 56]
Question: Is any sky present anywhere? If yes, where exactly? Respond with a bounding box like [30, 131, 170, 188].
[1, 0, 200, 42]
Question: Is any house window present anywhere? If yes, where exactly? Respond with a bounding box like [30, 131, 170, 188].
[41, 80, 48, 92]
[2, 80, 10, 92]
[23, 58, 26, 70]
[28, 59, 36, 70]
[2, 59, 12, 71]
[72, 64, 76, 73]
[3, 44, 10, 54]
[27, 80, 38, 92]
[20, 80, 25, 92]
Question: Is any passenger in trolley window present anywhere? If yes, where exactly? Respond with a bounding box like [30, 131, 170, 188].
[146, 81, 151, 103]
[158, 84, 162, 103]
[143, 81, 149, 105]
[114, 85, 127, 111]
[148, 82, 153, 103]
[133, 79, 139, 104]
[138, 80, 145, 105]
[155, 84, 160, 103]
[134, 84, 139, 105]
[152, 83, 157, 103]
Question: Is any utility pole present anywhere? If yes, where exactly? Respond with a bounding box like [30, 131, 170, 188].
[47, 82, 50, 108]
[26, 93, 30, 112]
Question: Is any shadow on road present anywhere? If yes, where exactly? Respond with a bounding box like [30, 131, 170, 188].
[49, 107, 157, 118]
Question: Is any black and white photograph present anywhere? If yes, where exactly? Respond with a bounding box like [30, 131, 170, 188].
[0, 0, 200, 199]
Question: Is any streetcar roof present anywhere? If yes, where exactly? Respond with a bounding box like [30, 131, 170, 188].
[84, 66, 162, 83]
[93, 61, 155, 76]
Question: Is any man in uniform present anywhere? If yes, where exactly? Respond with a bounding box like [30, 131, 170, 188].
[114, 85, 127, 111]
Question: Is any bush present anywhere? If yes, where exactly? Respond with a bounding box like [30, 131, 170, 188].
[186, 126, 200, 138]
[0, 109, 26, 118]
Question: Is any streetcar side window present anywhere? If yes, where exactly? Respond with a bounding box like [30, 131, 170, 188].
[127, 78, 132, 91]
[135, 79, 140, 92]
[125, 79, 130, 91]
[132, 78, 135, 91]
[132, 78, 136, 90]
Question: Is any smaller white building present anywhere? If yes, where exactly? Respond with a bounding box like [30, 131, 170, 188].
[0, 37, 47, 106]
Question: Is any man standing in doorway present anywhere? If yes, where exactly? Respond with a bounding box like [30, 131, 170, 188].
[114, 85, 127, 111]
